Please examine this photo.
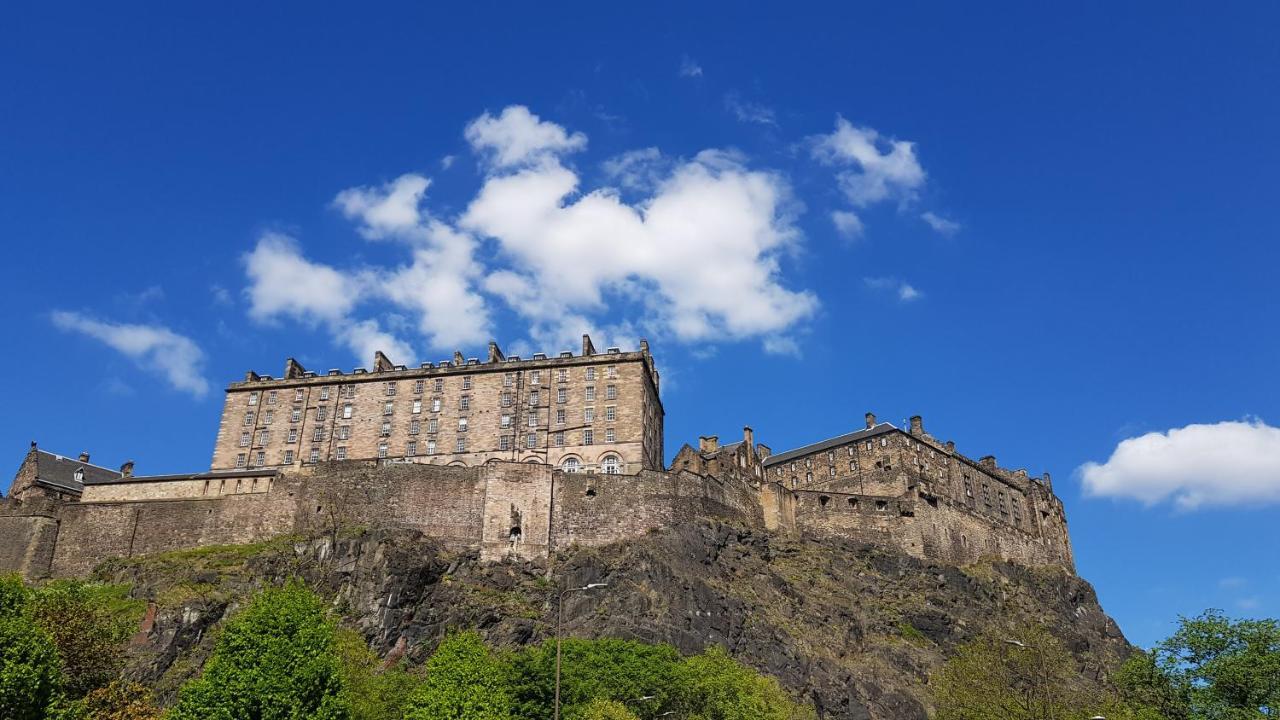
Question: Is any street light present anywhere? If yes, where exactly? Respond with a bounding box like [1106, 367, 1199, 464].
[554, 582, 608, 720]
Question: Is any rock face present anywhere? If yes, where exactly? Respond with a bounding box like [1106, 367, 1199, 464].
[99, 521, 1128, 719]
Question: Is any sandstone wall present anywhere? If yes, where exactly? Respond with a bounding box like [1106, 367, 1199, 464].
[0, 506, 59, 579]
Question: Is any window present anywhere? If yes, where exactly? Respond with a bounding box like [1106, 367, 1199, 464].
[531, 370, 541, 384]
[528, 415, 538, 428]
[585, 386, 596, 402]
[264, 411, 274, 425]
[554, 431, 565, 447]
[462, 376, 472, 390]
[829, 466, 836, 477]
[407, 441, 417, 456]
[244, 411, 255, 426]
[501, 414, 511, 428]
[500, 435, 512, 450]
[555, 409, 566, 425]
[343, 385, 355, 399]
[605, 428, 616, 443]
[294, 389, 305, 402]
[385, 382, 397, 396]
[606, 385, 617, 400]
[412, 399, 422, 414]
[849, 460, 857, 471]
[428, 419, 438, 433]
[335, 446, 347, 460]
[309, 446, 320, 462]
[255, 451, 266, 466]
[343, 404, 353, 419]
[313, 427, 324, 442]
[529, 390, 540, 406]
[562, 457, 580, 473]
[248, 391, 259, 406]
[460, 395, 470, 411]
[288, 428, 298, 443]
[605, 406, 616, 422]
[240, 432, 251, 447]
[806, 472, 813, 483]
[291, 408, 302, 423]
[236, 453, 246, 468]
[267, 390, 277, 404]
[585, 367, 596, 381]
[381, 422, 391, 437]
[525, 433, 537, 448]
[383, 401, 394, 416]
[558, 368, 568, 383]
[607, 365, 617, 379]
[320, 387, 330, 401]
[602, 456, 620, 474]
[583, 429, 594, 445]
[583, 407, 595, 422]
[434, 378, 444, 392]
[455, 438, 466, 453]
[427, 440, 436, 454]
[284, 449, 294, 464]
[875, 500, 888, 511]
[410, 420, 420, 435]
[431, 398, 441, 412]
[316, 406, 327, 421]
[557, 387, 567, 404]
[502, 392, 513, 407]
[258, 430, 270, 445]
[413, 379, 424, 394]
[458, 418, 468, 432]
[504, 372, 514, 387]
[378, 442, 388, 459]
[338, 425, 350, 440]
[880, 437, 888, 447]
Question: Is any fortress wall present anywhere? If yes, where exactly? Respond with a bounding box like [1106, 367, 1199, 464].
[0, 507, 60, 579]
[82, 476, 272, 503]
[481, 462, 553, 561]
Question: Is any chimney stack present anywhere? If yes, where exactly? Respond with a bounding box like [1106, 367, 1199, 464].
[78, 451, 90, 463]
[909, 415, 924, 436]
[1042, 472, 1053, 491]
[452, 351, 464, 366]
[979, 455, 997, 469]
[698, 435, 720, 453]
[945, 440, 955, 453]
[582, 334, 596, 356]
[743, 426, 755, 450]
[120, 460, 134, 478]
[374, 351, 395, 372]
[487, 341, 504, 363]
[283, 358, 306, 379]
[639, 338, 650, 355]
[865, 412, 876, 429]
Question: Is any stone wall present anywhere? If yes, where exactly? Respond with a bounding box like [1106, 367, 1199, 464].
[0, 506, 59, 579]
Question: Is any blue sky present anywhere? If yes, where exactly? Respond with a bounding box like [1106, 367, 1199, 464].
[2, 3, 1278, 647]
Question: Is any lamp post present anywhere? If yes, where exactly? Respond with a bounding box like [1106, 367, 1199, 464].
[554, 582, 608, 720]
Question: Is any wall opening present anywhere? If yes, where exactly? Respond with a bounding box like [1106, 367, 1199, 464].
[818, 495, 830, 507]
[848, 497, 859, 508]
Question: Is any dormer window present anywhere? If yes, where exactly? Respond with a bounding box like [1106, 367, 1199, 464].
[74, 468, 84, 483]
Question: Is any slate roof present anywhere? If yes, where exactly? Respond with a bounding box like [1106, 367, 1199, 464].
[762, 423, 899, 467]
[32, 450, 121, 494]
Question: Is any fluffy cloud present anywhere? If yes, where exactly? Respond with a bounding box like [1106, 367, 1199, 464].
[333, 174, 432, 240]
[863, 276, 922, 302]
[464, 105, 587, 168]
[921, 211, 961, 236]
[51, 311, 209, 397]
[811, 116, 926, 206]
[1079, 419, 1280, 510]
[243, 232, 358, 325]
[831, 210, 864, 239]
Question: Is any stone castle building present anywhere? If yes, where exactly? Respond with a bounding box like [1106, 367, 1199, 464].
[1, 336, 1073, 580]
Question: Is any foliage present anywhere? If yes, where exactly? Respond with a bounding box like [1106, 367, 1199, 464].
[77, 680, 162, 720]
[931, 625, 1105, 720]
[671, 645, 816, 720]
[169, 580, 350, 720]
[26, 580, 141, 697]
[573, 698, 641, 720]
[1148, 610, 1280, 719]
[507, 637, 681, 720]
[404, 631, 513, 720]
[336, 626, 418, 720]
[0, 612, 65, 720]
[1112, 649, 1192, 720]
[0, 572, 32, 616]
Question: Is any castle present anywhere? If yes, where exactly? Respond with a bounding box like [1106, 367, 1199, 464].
[0, 336, 1073, 580]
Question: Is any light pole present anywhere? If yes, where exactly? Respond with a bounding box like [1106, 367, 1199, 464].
[554, 582, 608, 720]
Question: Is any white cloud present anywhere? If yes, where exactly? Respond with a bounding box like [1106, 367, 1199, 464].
[921, 211, 961, 236]
[1079, 419, 1280, 510]
[679, 55, 703, 78]
[831, 210, 864, 239]
[210, 284, 233, 306]
[811, 116, 926, 206]
[864, 276, 922, 303]
[601, 147, 669, 192]
[243, 232, 358, 325]
[333, 174, 432, 241]
[464, 105, 587, 168]
[440, 155, 456, 170]
[725, 93, 778, 126]
[51, 311, 209, 397]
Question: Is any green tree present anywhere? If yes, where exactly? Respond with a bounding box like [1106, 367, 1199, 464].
[0, 611, 65, 720]
[507, 637, 681, 720]
[27, 581, 136, 698]
[931, 625, 1104, 720]
[169, 581, 350, 720]
[403, 631, 513, 720]
[1112, 649, 1192, 720]
[0, 573, 31, 616]
[336, 627, 417, 720]
[672, 645, 815, 720]
[572, 698, 641, 720]
[1153, 610, 1280, 719]
[78, 680, 162, 720]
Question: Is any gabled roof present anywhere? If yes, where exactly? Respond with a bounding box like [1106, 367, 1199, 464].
[762, 423, 898, 467]
[32, 450, 121, 494]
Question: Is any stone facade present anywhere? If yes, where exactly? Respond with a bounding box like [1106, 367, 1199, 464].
[1, 340, 1075, 579]
[210, 335, 663, 477]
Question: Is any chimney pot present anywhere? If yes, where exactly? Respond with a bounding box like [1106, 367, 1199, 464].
[909, 415, 924, 435]
[865, 412, 876, 429]
[78, 451, 90, 463]
[945, 440, 955, 453]
[120, 460, 134, 478]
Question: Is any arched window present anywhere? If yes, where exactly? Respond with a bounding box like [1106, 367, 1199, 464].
[562, 457, 581, 473]
[602, 456, 620, 475]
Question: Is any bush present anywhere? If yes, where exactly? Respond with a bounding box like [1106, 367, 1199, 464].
[336, 627, 417, 720]
[78, 680, 162, 720]
[404, 631, 513, 720]
[0, 612, 65, 720]
[27, 581, 138, 698]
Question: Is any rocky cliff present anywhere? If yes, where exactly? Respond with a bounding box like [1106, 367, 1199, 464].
[95, 520, 1128, 720]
